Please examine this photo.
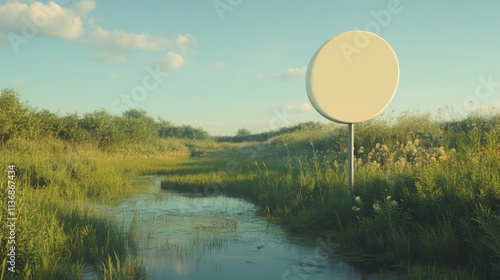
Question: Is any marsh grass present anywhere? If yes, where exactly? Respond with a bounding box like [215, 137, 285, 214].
[159, 113, 500, 279]
[193, 217, 238, 254]
[1, 112, 499, 279]
[99, 253, 147, 280]
[145, 216, 237, 262]
[0, 184, 146, 279]
[0, 137, 191, 279]
[401, 263, 479, 280]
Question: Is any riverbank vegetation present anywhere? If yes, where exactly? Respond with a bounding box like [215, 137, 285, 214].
[161, 113, 500, 279]
[1, 88, 499, 279]
[0, 136, 189, 279]
[0, 89, 194, 279]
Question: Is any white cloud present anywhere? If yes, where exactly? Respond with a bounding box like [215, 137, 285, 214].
[85, 27, 171, 52]
[259, 67, 308, 80]
[0, 2, 196, 67]
[82, 28, 196, 65]
[11, 79, 25, 86]
[176, 34, 194, 55]
[0, 1, 84, 40]
[155, 51, 184, 71]
[281, 67, 307, 80]
[284, 102, 313, 113]
[87, 17, 96, 27]
[74, 0, 95, 18]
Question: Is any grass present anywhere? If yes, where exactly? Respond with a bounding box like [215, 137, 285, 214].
[1, 112, 499, 279]
[159, 113, 500, 279]
[193, 216, 238, 253]
[0, 137, 190, 279]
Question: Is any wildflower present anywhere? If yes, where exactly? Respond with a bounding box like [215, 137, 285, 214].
[373, 203, 381, 213]
[397, 157, 406, 167]
[355, 196, 361, 204]
[391, 200, 398, 207]
[381, 145, 389, 153]
[358, 147, 365, 154]
[351, 206, 357, 211]
[386, 195, 392, 201]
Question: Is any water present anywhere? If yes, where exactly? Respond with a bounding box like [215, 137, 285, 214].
[89, 176, 387, 280]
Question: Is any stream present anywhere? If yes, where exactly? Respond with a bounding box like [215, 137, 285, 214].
[87, 176, 389, 280]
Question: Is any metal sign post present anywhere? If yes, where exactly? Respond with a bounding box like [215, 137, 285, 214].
[347, 123, 354, 198]
[306, 30, 399, 199]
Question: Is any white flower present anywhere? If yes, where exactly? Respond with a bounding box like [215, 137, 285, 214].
[381, 145, 389, 153]
[355, 196, 361, 204]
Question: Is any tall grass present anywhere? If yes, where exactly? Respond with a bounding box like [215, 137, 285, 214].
[160, 113, 500, 279]
[0, 137, 189, 279]
[2, 112, 498, 279]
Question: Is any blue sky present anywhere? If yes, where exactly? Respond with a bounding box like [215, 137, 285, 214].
[1, 0, 499, 135]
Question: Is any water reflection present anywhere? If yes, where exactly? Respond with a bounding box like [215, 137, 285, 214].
[90, 176, 389, 280]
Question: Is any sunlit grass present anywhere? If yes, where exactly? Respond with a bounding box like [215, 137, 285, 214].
[1, 112, 499, 279]
[0, 138, 191, 279]
[158, 113, 500, 279]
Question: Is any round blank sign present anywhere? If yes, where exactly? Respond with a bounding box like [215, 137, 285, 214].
[306, 31, 399, 124]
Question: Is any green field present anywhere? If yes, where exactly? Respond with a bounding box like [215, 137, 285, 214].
[1, 88, 499, 279]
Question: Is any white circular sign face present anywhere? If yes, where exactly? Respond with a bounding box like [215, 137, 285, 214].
[306, 31, 399, 124]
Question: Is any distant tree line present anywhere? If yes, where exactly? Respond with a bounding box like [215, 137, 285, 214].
[0, 89, 210, 147]
[4, 89, 494, 148]
[216, 122, 326, 143]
